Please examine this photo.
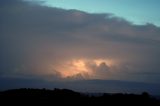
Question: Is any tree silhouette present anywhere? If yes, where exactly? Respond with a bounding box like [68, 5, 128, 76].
[0, 88, 159, 105]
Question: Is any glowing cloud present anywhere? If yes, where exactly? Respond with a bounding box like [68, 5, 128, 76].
[49, 58, 116, 80]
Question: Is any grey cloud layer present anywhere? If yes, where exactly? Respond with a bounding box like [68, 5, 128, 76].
[0, 0, 160, 83]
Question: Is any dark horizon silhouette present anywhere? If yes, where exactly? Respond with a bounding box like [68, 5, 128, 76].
[0, 88, 160, 105]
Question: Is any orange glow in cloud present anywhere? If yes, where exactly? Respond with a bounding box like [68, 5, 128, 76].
[52, 58, 115, 79]
[59, 59, 90, 78]
[72, 59, 87, 71]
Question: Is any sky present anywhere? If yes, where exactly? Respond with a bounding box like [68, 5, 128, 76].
[41, 0, 160, 26]
[0, 0, 160, 94]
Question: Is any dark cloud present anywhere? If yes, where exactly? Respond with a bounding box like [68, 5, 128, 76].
[98, 62, 109, 71]
[94, 62, 110, 79]
[0, 0, 160, 84]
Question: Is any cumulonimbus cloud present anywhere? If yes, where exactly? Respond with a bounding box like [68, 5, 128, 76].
[0, 0, 160, 83]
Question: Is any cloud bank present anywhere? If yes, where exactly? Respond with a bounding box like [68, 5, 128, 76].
[0, 0, 160, 83]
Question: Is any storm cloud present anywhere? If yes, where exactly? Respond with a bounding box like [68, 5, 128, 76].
[0, 0, 160, 84]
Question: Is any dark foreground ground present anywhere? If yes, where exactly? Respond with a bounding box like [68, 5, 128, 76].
[0, 88, 159, 105]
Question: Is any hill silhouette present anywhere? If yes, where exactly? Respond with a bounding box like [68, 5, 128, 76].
[0, 88, 159, 105]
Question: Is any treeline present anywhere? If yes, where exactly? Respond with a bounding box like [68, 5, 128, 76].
[0, 88, 159, 105]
